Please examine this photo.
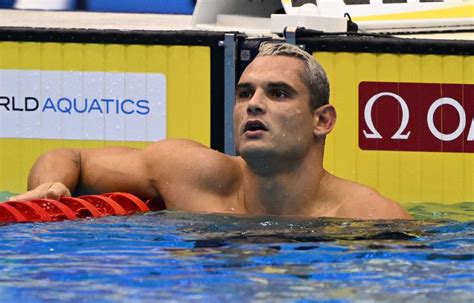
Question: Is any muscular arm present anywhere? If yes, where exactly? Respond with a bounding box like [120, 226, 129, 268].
[13, 145, 158, 201]
[27, 148, 82, 192]
[13, 139, 240, 208]
[9, 149, 84, 201]
[76, 146, 159, 198]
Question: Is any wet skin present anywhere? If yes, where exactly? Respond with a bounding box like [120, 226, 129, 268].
[234, 55, 316, 167]
[13, 56, 412, 220]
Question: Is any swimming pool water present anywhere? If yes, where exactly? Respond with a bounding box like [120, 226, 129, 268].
[0, 193, 473, 302]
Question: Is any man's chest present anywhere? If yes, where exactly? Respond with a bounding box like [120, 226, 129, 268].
[159, 185, 246, 214]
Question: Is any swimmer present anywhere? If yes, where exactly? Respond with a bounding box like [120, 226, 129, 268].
[12, 42, 411, 220]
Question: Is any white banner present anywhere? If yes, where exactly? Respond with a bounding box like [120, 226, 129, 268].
[0, 70, 166, 142]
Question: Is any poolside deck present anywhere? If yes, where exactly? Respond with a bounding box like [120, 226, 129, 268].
[0, 9, 194, 31]
[1, 8, 472, 40]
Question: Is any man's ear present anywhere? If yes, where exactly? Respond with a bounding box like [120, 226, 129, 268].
[313, 104, 336, 137]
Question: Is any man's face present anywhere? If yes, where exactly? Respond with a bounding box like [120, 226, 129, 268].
[233, 55, 315, 160]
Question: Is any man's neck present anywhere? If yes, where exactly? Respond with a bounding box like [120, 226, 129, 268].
[241, 150, 329, 216]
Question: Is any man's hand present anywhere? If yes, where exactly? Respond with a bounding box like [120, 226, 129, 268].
[8, 182, 71, 201]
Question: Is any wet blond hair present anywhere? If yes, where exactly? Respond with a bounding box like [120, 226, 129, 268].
[257, 42, 329, 110]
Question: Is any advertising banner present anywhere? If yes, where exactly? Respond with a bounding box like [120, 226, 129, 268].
[0, 41, 211, 194]
[281, 0, 474, 30]
[318, 51, 474, 204]
[359, 82, 474, 153]
[1, 70, 166, 142]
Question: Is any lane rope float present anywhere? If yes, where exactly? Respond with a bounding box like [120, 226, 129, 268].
[0, 192, 159, 223]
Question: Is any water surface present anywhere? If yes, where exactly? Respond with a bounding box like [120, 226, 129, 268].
[0, 193, 473, 302]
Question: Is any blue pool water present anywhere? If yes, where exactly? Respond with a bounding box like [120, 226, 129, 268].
[0, 195, 473, 302]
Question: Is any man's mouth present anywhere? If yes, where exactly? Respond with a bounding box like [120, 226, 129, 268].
[244, 120, 268, 133]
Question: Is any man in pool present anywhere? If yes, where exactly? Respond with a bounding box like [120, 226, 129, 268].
[11, 42, 411, 219]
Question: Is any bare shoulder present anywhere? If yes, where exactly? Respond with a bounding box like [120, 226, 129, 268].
[142, 139, 242, 194]
[327, 175, 412, 220]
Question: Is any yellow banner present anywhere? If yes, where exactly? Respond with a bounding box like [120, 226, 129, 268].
[0, 42, 211, 193]
[318, 51, 474, 205]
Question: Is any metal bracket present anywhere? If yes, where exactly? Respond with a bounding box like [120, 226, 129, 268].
[284, 26, 306, 51]
[223, 33, 237, 155]
[284, 26, 298, 45]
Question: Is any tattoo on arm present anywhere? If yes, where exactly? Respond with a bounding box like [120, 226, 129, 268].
[72, 157, 81, 169]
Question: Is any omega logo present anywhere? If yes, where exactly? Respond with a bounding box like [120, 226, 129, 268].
[363, 92, 474, 142]
[363, 92, 411, 140]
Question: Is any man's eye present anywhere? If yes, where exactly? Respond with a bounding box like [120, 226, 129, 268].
[271, 90, 288, 99]
[237, 91, 252, 99]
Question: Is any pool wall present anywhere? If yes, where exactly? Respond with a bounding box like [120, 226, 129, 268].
[304, 37, 474, 205]
[235, 36, 474, 205]
[0, 27, 227, 194]
[0, 21, 473, 205]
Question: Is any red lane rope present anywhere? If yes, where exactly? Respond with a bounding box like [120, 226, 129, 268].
[79, 195, 128, 216]
[29, 199, 78, 220]
[0, 192, 155, 224]
[59, 197, 103, 218]
[102, 192, 149, 212]
[0, 203, 27, 222]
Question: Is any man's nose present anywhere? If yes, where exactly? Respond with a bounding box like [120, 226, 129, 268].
[247, 90, 267, 115]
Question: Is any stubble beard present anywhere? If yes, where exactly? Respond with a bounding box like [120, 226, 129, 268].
[239, 139, 308, 176]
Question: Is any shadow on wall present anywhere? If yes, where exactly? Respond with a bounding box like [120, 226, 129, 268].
[2, 0, 196, 14]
